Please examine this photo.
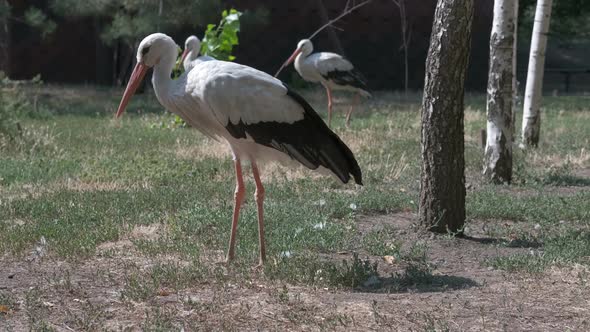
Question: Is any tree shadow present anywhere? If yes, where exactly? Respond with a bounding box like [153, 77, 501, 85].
[460, 235, 542, 249]
[352, 258, 479, 294]
[543, 174, 590, 187]
[357, 269, 478, 294]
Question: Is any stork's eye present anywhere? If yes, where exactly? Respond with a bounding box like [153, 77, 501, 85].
[141, 46, 150, 56]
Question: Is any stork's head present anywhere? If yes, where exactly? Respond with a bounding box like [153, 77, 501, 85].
[180, 35, 201, 65]
[116, 33, 178, 118]
[137, 33, 178, 67]
[297, 39, 314, 56]
[185, 35, 201, 52]
[281, 39, 314, 69]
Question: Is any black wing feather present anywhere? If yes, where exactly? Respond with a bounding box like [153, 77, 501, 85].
[323, 67, 369, 92]
[225, 85, 363, 185]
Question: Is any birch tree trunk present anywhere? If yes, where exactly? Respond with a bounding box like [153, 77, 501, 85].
[484, 0, 516, 183]
[419, 0, 474, 233]
[511, 0, 519, 141]
[521, 0, 552, 147]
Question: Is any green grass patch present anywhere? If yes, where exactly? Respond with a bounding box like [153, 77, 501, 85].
[1, 86, 589, 280]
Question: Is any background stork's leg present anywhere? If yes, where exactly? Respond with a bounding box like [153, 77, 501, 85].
[226, 158, 245, 262]
[251, 161, 266, 266]
[345, 93, 360, 128]
[325, 86, 334, 127]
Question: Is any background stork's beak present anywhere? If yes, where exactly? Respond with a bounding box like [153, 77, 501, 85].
[116, 63, 148, 118]
[179, 49, 189, 67]
[274, 48, 302, 77]
[283, 48, 302, 67]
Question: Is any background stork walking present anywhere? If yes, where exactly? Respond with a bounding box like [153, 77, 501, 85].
[116, 33, 362, 266]
[180, 35, 214, 72]
[282, 39, 371, 127]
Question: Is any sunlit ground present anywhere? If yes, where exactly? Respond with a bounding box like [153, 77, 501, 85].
[1, 85, 589, 330]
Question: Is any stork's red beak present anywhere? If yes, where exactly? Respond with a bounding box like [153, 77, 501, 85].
[274, 47, 302, 77]
[179, 49, 189, 67]
[116, 62, 148, 118]
[284, 48, 302, 67]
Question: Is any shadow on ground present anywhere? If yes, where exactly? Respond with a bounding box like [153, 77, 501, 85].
[359, 272, 479, 294]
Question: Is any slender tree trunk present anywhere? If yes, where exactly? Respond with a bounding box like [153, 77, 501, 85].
[317, 0, 345, 55]
[0, 5, 9, 75]
[521, 0, 552, 147]
[419, 0, 473, 233]
[392, 0, 411, 95]
[400, 1, 409, 95]
[484, 0, 516, 183]
[157, 0, 163, 31]
[112, 42, 119, 86]
[511, 0, 519, 141]
[116, 42, 135, 87]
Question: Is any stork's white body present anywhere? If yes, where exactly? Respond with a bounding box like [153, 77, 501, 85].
[158, 61, 309, 165]
[118, 34, 362, 265]
[295, 52, 370, 96]
[286, 39, 370, 127]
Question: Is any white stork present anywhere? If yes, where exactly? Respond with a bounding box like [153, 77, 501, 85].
[179, 35, 214, 72]
[116, 33, 363, 266]
[282, 39, 371, 127]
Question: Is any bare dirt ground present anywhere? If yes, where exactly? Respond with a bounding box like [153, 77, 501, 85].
[2, 210, 589, 331]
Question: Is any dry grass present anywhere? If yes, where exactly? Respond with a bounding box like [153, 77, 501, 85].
[2, 89, 589, 330]
[3, 213, 590, 331]
[174, 137, 230, 161]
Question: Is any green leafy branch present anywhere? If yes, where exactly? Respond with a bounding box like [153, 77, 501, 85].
[200, 9, 242, 61]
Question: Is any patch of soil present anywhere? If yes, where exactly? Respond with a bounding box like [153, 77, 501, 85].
[1, 213, 589, 331]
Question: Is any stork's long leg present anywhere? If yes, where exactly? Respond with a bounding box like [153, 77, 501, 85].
[325, 86, 334, 127]
[226, 158, 245, 262]
[251, 161, 266, 266]
[345, 93, 360, 128]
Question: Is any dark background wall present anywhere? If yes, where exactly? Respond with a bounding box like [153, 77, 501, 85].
[4, 0, 498, 90]
[9, 0, 587, 93]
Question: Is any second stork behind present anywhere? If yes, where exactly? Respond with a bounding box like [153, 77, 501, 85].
[282, 39, 371, 127]
[180, 35, 215, 72]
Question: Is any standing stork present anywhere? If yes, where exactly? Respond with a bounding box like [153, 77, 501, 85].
[281, 39, 371, 127]
[180, 35, 214, 72]
[116, 33, 363, 266]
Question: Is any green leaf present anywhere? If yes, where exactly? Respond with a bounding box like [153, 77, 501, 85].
[199, 8, 242, 62]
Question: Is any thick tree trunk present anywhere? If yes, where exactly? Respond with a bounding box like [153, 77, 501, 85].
[419, 0, 473, 233]
[521, 0, 552, 147]
[484, 0, 516, 183]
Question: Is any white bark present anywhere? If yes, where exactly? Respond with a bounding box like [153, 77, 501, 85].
[521, 0, 552, 147]
[511, 0, 519, 141]
[484, 0, 516, 183]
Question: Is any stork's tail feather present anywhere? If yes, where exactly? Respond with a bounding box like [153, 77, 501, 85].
[327, 133, 363, 185]
[285, 86, 363, 185]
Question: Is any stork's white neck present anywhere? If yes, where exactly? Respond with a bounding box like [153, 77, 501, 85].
[151, 48, 178, 106]
[189, 49, 199, 61]
[294, 53, 307, 76]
